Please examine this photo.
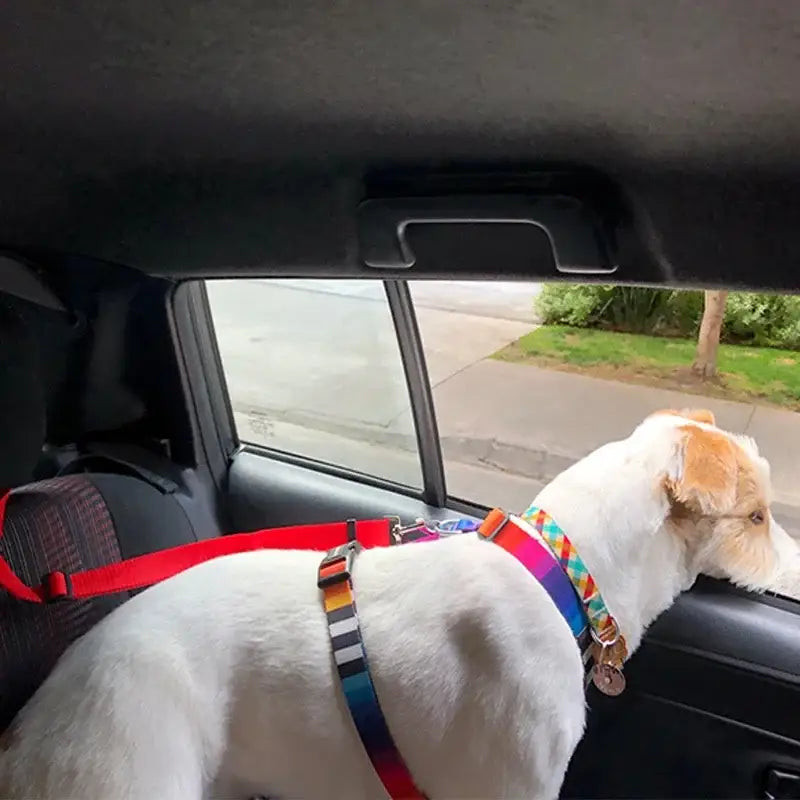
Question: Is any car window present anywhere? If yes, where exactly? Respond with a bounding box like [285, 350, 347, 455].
[207, 278, 422, 488]
[409, 280, 546, 512]
[411, 280, 800, 537]
[208, 276, 800, 539]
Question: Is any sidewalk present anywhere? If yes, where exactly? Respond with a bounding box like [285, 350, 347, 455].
[238, 356, 800, 513]
[424, 359, 800, 508]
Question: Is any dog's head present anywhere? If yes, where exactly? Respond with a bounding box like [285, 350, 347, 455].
[637, 408, 790, 591]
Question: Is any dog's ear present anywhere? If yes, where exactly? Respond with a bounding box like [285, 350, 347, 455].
[652, 408, 716, 426]
[666, 425, 738, 515]
[680, 408, 716, 426]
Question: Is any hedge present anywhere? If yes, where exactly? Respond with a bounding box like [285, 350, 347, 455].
[534, 285, 800, 350]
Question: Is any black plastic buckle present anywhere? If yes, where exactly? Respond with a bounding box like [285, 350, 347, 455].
[317, 540, 361, 589]
[41, 571, 73, 602]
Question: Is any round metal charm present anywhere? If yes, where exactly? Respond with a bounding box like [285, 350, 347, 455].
[591, 662, 626, 696]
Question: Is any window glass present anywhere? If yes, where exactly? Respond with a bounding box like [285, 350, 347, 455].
[207, 279, 421, 487]
[410, 280, 800, 539]
[409, 280, 543, 512]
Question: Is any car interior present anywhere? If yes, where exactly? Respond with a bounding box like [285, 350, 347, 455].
[1, 3, 799, 798]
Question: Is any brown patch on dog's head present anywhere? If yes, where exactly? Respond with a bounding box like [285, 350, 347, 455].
[666, 425, 738, 514]
[663, 423, 776, 589]
[651, 408, 717, 426]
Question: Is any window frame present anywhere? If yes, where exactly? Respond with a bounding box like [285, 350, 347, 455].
[180, 277, 800, 534]
[383, 280, 447, 506]
[193, 277, 452, 506]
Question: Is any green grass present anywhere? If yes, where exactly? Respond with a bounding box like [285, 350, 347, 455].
[494, 325, 800, 409]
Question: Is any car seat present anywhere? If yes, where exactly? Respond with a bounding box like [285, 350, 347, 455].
[0, 292, 214, 730]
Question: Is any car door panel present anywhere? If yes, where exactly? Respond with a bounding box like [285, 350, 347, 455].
[565, 689, 800, 799]
[563, 580, 800, 798]
[226, 448, 468, 531]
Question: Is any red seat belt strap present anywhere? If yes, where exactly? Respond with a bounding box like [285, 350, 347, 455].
[0, 490, 394, 603]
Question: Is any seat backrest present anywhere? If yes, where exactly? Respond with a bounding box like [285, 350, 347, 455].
[0, 293, 212, 728]
[0, 476, 124, 729]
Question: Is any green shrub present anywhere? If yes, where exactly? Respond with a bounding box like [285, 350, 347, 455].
[663, 290, 704, 337]
[723, 292, 800, 349]
[602, 287, 676, 334]
[535, 284, 800, 350]
[535, 284, 694, 335]
[533, 284, 610, 327]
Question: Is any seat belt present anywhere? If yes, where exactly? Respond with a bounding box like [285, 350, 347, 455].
[57, 442, 220, 541]
[58, 451, 180, 495]
[0, 490, 395, 604]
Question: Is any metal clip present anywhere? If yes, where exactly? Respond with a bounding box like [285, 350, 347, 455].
[434, 518, 480, 536]
[589, 619, 621, 648]
[589, 620, 627, 697]
[388, 516, 431, 544]
[385, 515, 403, 544]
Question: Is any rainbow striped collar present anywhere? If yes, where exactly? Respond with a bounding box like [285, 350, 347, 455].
[520, 505, 620, 643]
[479, 506, 628, 695]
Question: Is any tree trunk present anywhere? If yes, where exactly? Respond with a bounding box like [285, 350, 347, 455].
[692, 290, 729, 378]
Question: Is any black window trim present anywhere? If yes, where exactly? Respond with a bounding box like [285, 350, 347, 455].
[383, 279, 447, 506]
[237, 439, 436, 504]
[170, 281, 233, 488]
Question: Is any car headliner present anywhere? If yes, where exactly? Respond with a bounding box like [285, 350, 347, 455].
[1, 2, 799, 289]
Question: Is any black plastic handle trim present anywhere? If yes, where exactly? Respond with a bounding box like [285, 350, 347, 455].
[357, 195, 617, 274]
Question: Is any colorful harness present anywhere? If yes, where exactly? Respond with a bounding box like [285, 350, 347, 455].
[316, 506, 625, 800]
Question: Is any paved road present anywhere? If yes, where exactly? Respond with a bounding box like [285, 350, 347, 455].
[208, 278, 536, 433]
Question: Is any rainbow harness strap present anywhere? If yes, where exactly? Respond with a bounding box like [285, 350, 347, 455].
[319, 539, 426, 800]
[317, 509, 612, 800]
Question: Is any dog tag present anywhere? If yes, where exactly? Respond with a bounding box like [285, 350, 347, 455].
[591, 662, 626, 696]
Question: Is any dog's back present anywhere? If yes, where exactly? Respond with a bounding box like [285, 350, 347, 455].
[0, 537, 586, 799]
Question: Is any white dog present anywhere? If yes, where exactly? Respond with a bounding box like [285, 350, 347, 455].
[0, 409, 798, 800]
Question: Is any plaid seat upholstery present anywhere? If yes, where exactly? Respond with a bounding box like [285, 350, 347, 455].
[0, 476, 127, 731]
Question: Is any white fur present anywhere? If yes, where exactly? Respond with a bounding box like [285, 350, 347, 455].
[0, 414, 793, 799]
[764, 520, 800, 599]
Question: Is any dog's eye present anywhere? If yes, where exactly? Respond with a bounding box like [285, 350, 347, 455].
[749, 510, 765, 525]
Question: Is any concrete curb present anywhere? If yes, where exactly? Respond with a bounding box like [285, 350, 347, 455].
[237, 404, 583, 483]
[235, 404, 800, 529]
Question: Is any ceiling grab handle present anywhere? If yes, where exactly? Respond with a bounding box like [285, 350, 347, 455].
[357, 195, 617, 275]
